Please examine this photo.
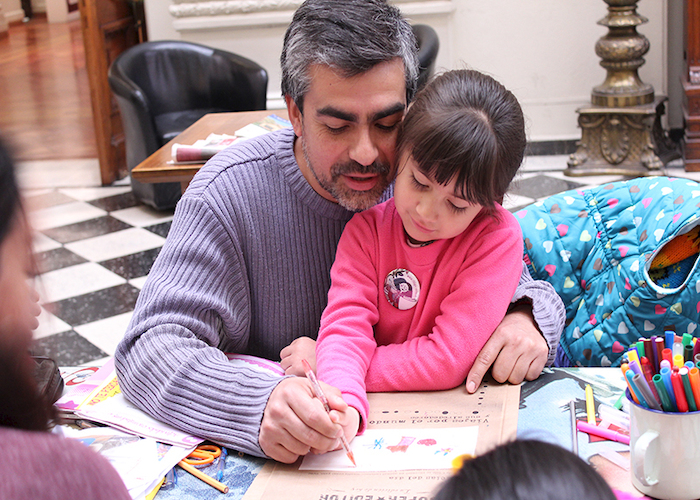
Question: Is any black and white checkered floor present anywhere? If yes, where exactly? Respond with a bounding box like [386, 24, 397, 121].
[20, 154, 700, 366]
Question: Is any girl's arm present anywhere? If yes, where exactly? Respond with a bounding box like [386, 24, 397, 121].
[315, 214, 381, 432]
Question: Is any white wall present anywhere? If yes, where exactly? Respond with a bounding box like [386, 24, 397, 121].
[142, 0, 672, 143]
[1, 0, 24, 23]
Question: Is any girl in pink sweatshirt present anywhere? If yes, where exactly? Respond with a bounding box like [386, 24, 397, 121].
[316, 69, 527, 439]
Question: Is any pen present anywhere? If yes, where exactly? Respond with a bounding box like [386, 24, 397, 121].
[640, 357, 659, 402]
[576, 420, 630, 445]
[671, 371, 689, 412]
[216, 447, 227, 482]
[621, 364, 641, 405]
[680, 367, 697, 412]
[569, 399, 578, 455]
[665, 331, 675, 349]
[652, 374, 674, 412]
[626, 370, 648, 408]
[585, 384, 596, 424]
[633, 373, 661, 411]
[660, 366, 677, 410]
[301, 359, 357, 467]
[654, 336, 665, 374]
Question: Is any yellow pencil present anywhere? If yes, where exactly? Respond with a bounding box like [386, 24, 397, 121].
[585, 384, 596, 425]
[178, 460, 229, 494]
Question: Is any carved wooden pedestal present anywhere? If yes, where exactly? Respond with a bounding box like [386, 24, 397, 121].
[684, 0, 700, 171]
[566, 97, 681, 177]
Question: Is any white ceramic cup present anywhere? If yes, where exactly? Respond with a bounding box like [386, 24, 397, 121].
[627, 390, 700, 500]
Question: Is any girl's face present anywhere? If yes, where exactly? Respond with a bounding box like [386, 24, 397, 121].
[394, 153, 483, 244]
[0, 214, 40, 353]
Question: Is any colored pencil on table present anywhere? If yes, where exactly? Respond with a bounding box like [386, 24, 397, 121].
[569, 399, 578, 455]
[178, 461, 229, 494]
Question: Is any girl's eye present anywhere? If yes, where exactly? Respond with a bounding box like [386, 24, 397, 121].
[411, 175, 428, 190]
[448, 201, 468, 214]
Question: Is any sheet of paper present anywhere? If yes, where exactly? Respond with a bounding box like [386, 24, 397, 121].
[243, 377, 520, 500]
[300, 427, 478, 471]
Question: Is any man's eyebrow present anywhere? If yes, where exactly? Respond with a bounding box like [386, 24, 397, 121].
[317, 106, 357, 122]
[316, 103, 406, 123]
[372, 103, 406, 121]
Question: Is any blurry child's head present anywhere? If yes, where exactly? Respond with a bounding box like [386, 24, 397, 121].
[0, 137, 51, 431]
[394, 69, 525, 244]
[434, 439, 617, 500]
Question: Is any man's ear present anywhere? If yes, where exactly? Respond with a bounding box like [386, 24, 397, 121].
[285, 95, 303, 138]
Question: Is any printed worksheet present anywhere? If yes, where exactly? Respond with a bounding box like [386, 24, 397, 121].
[300, 427, 478, 471]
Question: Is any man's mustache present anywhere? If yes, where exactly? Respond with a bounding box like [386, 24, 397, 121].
[332, 160, 392, 177]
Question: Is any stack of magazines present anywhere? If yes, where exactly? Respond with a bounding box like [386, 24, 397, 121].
[170, 114, 291, 163]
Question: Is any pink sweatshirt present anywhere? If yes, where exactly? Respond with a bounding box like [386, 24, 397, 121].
[316, 198, 523, 429]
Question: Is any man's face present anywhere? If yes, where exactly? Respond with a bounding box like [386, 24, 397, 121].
[287, 59, 407, 211]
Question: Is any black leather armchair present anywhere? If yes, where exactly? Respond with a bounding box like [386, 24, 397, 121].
[108, 40, 268, 210]
[412, 24, 440, 91]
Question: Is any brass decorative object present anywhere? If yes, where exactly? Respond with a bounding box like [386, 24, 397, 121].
[565, 0, 680, 177]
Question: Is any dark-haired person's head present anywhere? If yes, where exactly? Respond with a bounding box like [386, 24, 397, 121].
[282, 0, 419, 212]
[434, 439, 617, 500]
[0, 137, 52, 431]
[397, 69, 525, 219]
[281, 0, 419, 112]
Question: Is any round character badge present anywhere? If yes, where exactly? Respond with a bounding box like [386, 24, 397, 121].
[384, 268, 420, 310]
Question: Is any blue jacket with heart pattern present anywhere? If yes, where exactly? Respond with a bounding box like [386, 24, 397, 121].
[516, 176, 700, 366]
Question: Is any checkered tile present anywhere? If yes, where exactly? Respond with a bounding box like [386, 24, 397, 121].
[23, 156, 698, 366]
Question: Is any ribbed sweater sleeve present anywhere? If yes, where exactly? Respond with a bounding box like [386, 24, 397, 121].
[0, 427, 131, 500]
[511, 260, 565, 366]
[115, 129, 354, 457]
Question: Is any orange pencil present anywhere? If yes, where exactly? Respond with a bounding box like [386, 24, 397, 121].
[178, 460, 229, 493]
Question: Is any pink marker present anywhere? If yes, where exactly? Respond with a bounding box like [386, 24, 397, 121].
[576, 420, 630, 445]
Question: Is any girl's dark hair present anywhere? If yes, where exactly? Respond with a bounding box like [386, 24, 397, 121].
[0, 137, 56, 431]
[397, 69, 526, 217]
[434, 439, 617, 500]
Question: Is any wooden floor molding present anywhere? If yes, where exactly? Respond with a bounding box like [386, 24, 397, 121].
[0, 16, 97, 161]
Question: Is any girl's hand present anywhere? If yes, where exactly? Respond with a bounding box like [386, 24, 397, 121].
[329, 405, 360, 447]
[280, 336, 317, 376]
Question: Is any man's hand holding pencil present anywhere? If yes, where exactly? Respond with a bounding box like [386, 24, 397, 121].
[259, 368, 356, 464]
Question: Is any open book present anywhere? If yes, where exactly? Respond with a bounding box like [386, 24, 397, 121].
[170, 114, 291, 163]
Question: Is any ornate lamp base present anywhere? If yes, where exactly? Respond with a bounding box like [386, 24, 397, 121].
[565, 97, 681, 177]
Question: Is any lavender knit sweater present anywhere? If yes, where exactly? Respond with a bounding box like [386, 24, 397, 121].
[115, 128, 564, 458]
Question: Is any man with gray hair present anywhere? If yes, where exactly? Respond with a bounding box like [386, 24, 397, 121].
[116, 0, 564, 464]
